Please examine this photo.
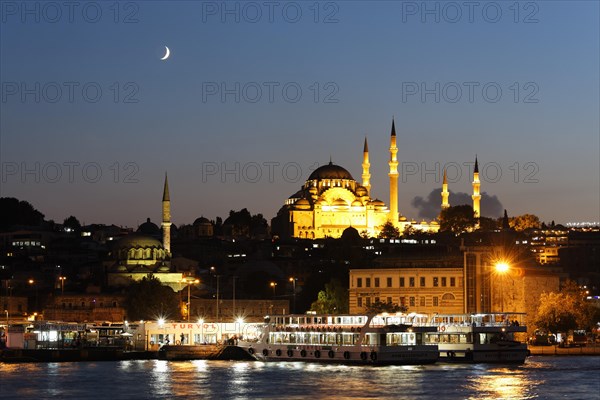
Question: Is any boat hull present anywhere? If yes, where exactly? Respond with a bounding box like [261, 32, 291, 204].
[438, 345, 529, 364]
[244, 345, 439, 365]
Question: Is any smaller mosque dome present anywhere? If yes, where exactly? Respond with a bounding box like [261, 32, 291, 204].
[193, 216, 212, 226]
[137, 218, 160, 235]
[356, 186, 368, 196]
[294, 198, 311, 210]
[351, 200, 363, 207]
[113, 233, 163, 250]
[399, 216, 408, 222]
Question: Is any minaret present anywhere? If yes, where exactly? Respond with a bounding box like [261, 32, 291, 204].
[441, 168, 450, 210]
[388, 118, 399, 224]
[472, 156, 481, 219]
[361, 137, 371, 196]
[162, 173, 171, 253]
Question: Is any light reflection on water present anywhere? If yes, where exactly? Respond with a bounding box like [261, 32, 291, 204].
[1, 357, 599, 399]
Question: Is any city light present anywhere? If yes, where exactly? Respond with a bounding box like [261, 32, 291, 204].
[495, 262, 509, 273]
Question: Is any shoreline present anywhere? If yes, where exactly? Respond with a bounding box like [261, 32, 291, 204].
[528, 345, 600, 356]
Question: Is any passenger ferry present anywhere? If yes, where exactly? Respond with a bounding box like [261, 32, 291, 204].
[239, 313, 439, 365]
[424, 313, 529, 363]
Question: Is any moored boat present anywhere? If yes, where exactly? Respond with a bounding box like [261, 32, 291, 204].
[424, 313, 529, 364]
[239, 313, 439, 365]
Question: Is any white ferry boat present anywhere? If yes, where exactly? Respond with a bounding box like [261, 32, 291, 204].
[239, 313, 439, 365]
[424, 313, 529, 364]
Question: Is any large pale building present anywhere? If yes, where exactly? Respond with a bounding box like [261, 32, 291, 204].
[349, 244, 465, 314]
[272, 120, 439, 239]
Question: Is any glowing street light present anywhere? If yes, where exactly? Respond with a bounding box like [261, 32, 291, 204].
[270, 281, 277, 298]
[58, 276, 66, 295]
[28, 279, 38, 313]
[181, 277, 200, 322]
[289, 277, 297, 313]
[495, 262, 510, 312]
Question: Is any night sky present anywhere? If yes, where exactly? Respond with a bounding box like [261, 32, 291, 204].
[1, 1, 598, 227]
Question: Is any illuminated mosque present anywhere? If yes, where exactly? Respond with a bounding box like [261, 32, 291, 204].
[105, 175, 183, 290]
[272, 119, 482, 239]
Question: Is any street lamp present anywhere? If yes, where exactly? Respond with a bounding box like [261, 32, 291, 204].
[289, 277, 297, 314]
[495, 262, 509, 312]
[270, 282, 277, 299]
[181, 277, 200, 322]
[28, 279, 38, 313]
[58, 276, 66, 295]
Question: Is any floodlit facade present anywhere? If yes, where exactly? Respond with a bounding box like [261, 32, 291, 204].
[349, 267, 465, 314]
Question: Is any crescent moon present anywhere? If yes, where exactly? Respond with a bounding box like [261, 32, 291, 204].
[160, 46, 170, 61]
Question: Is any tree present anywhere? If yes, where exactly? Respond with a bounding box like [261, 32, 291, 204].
[439, 205, 477, 234]
[0, 197, 45, 229]
[402, 225, 417, 237]
[310, 279, 348, 314]
[63, 215, 81, 233]
[378, 221, 400, 238]
[365, 300, 407, 314]
[509, 214, 541, 231]
[124, 274, 180, 321]
[532, 281, 596, 334]
[478, 216, 498, 231]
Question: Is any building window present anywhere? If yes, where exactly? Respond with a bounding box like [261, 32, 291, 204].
[366, 278, 371, 288]
[374, 278, 380, 288]
[357, 297, 363, 307]
[375, 297, 380, 303]
[433, 277, 439, 287]
[441, 277, 447, 287]
[433, 297, 439, 306]
[387, 297, 392, 303]
[400, 277, 405, 287]
[400, 297, 406, 306]
[420, 297, 425, 307]
[409, 277, 415, 287]
[420, 277, 426, 287]
[409, 297, 415, 306]
[450, 277, 456, 287]
[366, 297, 371, 307]
[357, 278, 362, 288]
[386, 277, 392, 287]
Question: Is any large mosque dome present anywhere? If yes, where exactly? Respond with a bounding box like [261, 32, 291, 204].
[307, 162, 355, 181]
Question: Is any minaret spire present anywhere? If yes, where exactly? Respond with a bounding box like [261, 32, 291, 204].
[362, 137, 371, 196]
[388, 118, 399, 224]
[441, 168, 450, 211]
[472, 156, 481, 220]
[162, 173, 172, 253]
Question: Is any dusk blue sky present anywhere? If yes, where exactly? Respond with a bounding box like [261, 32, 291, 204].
[1, 1, 598, 228]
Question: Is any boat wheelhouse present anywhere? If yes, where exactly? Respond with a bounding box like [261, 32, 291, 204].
[240, 313, 439, 365]
[425, 313, 529, 363]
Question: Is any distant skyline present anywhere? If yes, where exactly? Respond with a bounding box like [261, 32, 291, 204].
[1, 1, 598, 228]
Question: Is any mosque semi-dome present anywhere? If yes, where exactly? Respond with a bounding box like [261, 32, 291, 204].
[294, 198, 311, 210]
[307, 162, 355, 181]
